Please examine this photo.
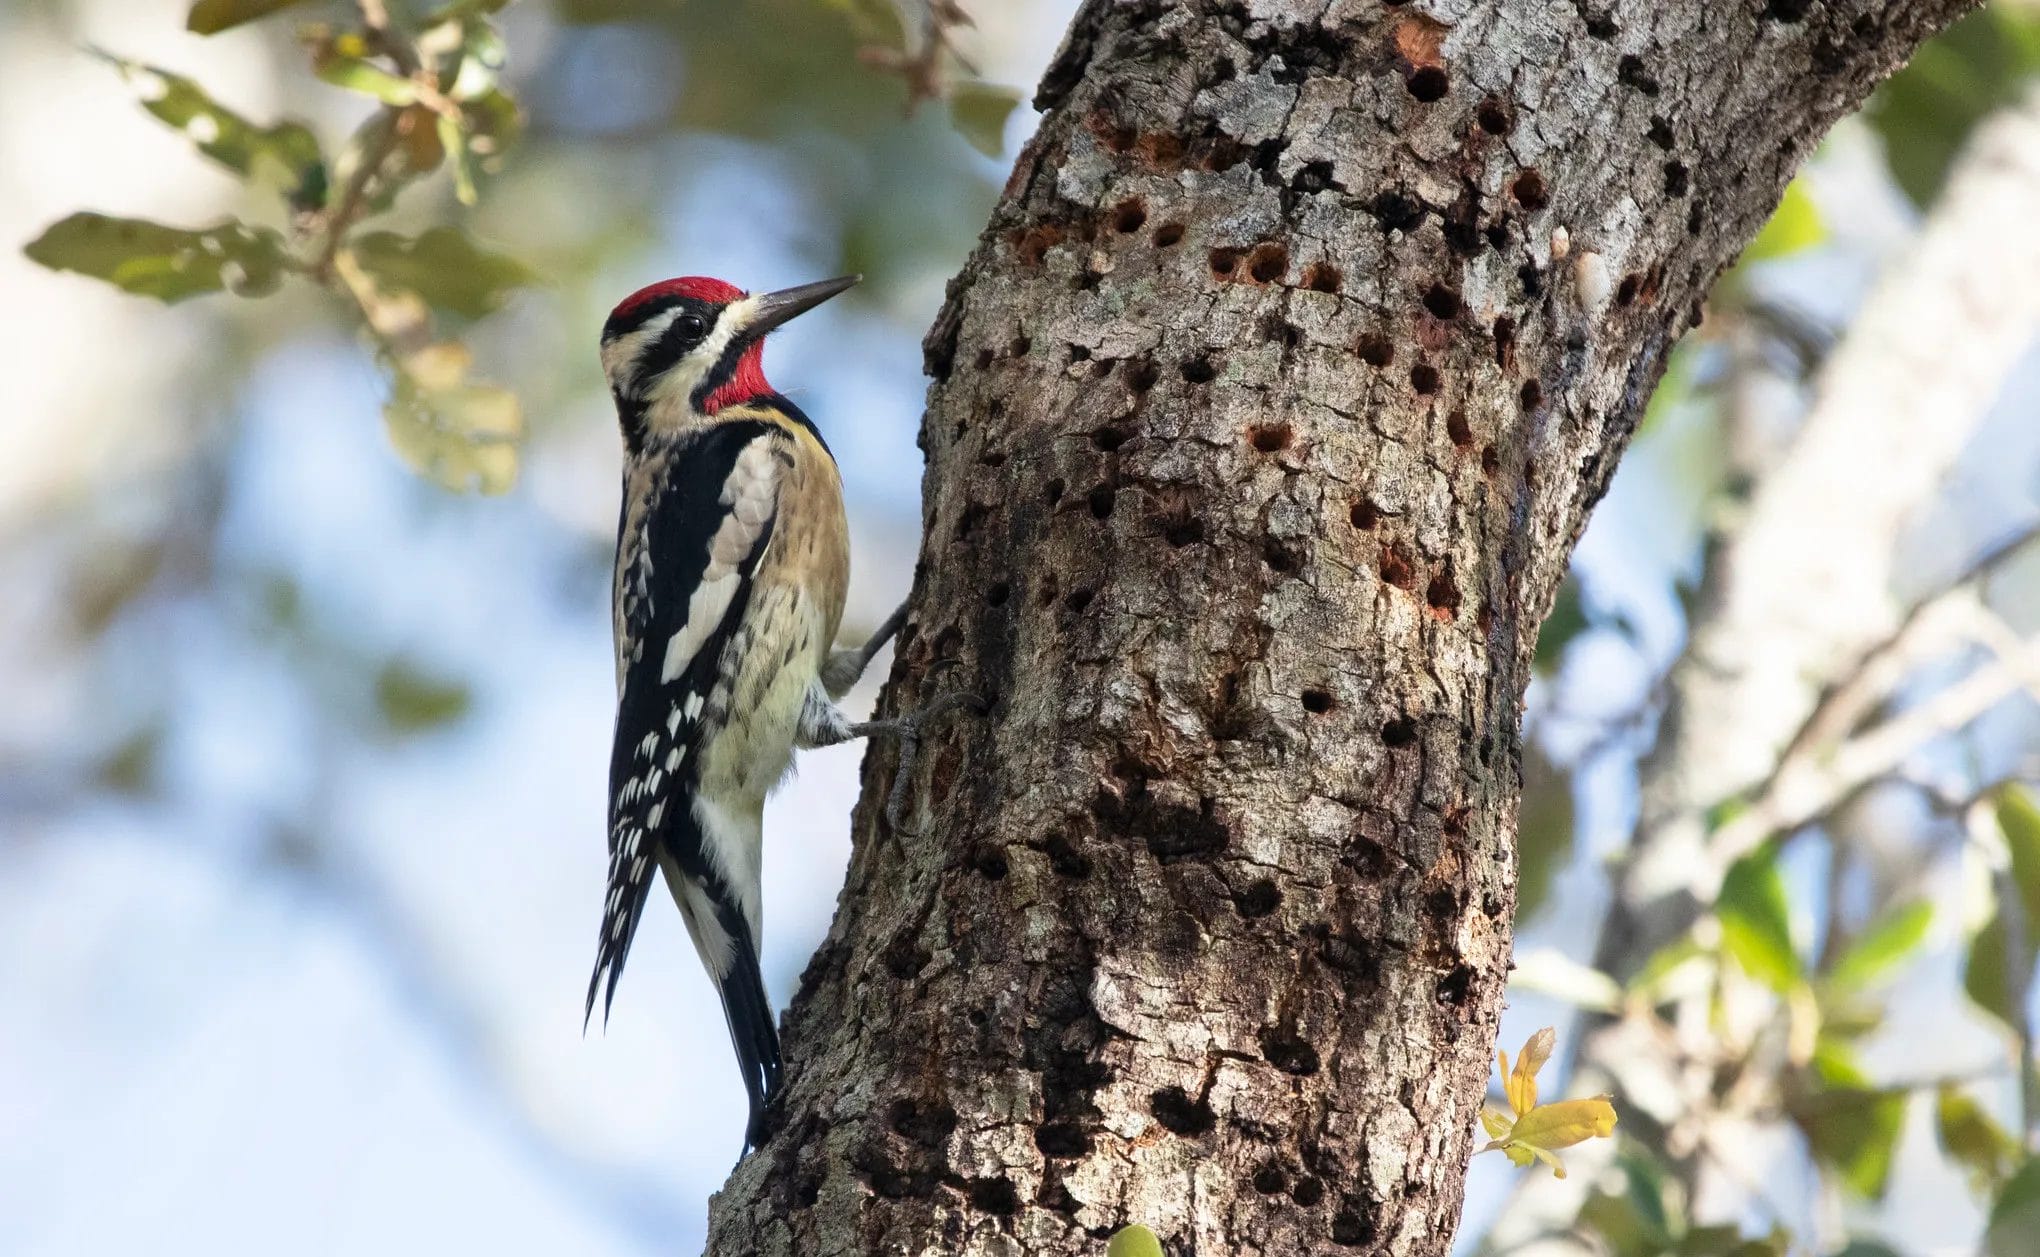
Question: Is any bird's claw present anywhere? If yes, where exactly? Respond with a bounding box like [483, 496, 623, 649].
[852, 692, 985, 833]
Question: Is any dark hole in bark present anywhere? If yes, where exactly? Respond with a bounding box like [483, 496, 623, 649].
[1765, 0, 1811, 20]
[1520, 379, 1543, 411]
[1617, 273, 1641, 305]
[1112, 197, 1148, 233]
[1664, 161, 1690, 197]
[1409, 363, 1441, 395]
[1037, 574, 1058, 606]
[1154, 221, 1186, 247]
[1065, 586, 1095, 614]
[1476, 97, 1512, 134]
[1261, 314, 1303, 349]
[1356, 333, 1394, 367]
[972, 848, 1008, 880]
[888, 1096, 958, 1146]
[1381, 715, 1418, 746]
[1092, 357, 1116, 378]
[1584, 10, 1616, 38]
[1302, 261, 1343, 293]
[1044, 832, 1093, 878]
[1253, 1165, 1289, 1195]
[1350, 498, 1380, 529]
[1044, 476, 1065, 506]
[1292, 159, 1340, 193]
[1647, 116, 1674, 149]
[1427, 571, 1461, 620]
[1068, 343, 1091, 362]
[1248, 242, 1289, 283]
[1379, 543, 1416, 589]
[795, 1172, 823, 1208]
[1492, 315, 1516, 366]
[1369, 189, 1425, 232]
[1035, 1124, 1091, 1158]
[1438, 963, 1475, 1005]
[1180, 354, 1217, 383]
[1518, 262, 1543, 296]
[969, 1178, 1021, 1215]
[974, 347, 995, 370]
[1481, 443, 1500, 475]
[1264, 540, 1303, 575]
[1149, 1088, 1216, 1136]
[1126, 358, 1160, 392]
[1511, 169, 1549, 209]
[1406, 66, 1449, 101]
[978, 448, 1006, 467]
[1249, 423, 1293, 452]
[884, 933, 930, 979]
[954, 502, 987, 540]
[1332, 1204, 1377, 1247]
[1209, 246, 1240, 278]
[1484, 221, 1510, 250]
[1260, 1029, 1321, 1075]
[1423, 283, 1461, 319]
[987, 580, 1010, 607]
[1292, 1177, 1326, 1206]
[1092, 425, 1130, 452]
[1236, 878, 1283, 917]
[1164, 516, 1206, 547]
[1302, 689, 1334, 714]
[1009, 334, 1031, 358]
[1088, 485, 1116, 519]
[1619, 54, 1661, 95]
[1446, 409, 1473, 447]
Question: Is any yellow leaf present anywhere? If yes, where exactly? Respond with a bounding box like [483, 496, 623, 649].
[1502, 1142, 1534, 1168]
[1480, 1106, 1512, 1139]
[1505, 1028, 1555, 1115]
[1508, 1097, 1618, 1151]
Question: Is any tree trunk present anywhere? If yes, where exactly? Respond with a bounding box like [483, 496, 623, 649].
[707, 2, 1975, 1253]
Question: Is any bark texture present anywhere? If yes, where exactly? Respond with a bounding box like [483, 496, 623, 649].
[707, 2, 1974, 1254]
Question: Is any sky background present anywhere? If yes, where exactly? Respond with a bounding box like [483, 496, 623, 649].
[2, 2, 2037, 1255]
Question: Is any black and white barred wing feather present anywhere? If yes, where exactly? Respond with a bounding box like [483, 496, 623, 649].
[587, 421, 784, 1028]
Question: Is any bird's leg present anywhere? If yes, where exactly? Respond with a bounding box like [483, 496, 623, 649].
[798, 682, 982, 830]
[820, 600, 910, 698]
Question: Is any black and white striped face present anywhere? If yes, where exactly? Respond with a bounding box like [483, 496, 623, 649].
[599, 274, 860, 452]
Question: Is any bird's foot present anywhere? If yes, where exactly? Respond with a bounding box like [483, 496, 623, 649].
[850, 692, 985, 832]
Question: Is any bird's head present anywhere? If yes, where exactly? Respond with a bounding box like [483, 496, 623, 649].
[600, 273, 859, 448]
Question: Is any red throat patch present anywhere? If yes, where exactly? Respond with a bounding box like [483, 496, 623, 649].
[702, 342, 771, 413]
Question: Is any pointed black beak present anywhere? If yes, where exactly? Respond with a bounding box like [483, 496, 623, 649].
[741, 274, 860, 340]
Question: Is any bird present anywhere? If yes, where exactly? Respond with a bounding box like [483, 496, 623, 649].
[586, 272, 968, 1151]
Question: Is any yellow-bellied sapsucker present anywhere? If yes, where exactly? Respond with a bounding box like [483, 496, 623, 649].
[587, 273, 965, 1151]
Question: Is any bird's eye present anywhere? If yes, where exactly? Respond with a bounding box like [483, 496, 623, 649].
[676, 313, 708, 339]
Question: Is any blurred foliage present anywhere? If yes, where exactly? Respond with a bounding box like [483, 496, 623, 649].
[21, 0, 1017, 494]
[1866, 3, 2040, 208]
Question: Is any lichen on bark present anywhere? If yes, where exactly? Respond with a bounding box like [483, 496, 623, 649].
[705, 2, 1978, 1253]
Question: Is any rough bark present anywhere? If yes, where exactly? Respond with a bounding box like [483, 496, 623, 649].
[706, 2, 1975, 1254]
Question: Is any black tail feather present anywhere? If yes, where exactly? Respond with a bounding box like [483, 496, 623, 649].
[716, 923, 783, 1151]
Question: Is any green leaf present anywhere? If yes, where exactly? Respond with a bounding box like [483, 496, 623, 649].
[352, 228, 536, 319]
[1866, 7, 2040, 208]
[949, 81, 1021, 158]
[1827, 902, 1932, 992]
[374, 659, 472, 733]
[1963, 908, 2025, 1032]
[1997, 786, 2040, 921]
[1739, 179, 1825, 266]
[1515, 743, 1575, 922]
[316, 53, 421, 106]
[186, 0, 312, 34]
[1717, 844, 1802, 993]
[94, 51, 325, 209]
[822, 0, 908, 48]
[1533, 576, 1587, 674]
[1800, 1045, 1905, 1200]
[23, 213, 286, 302]
[1937, 1085, 2020, 1196]
[1106, 1224, 1164, 1257]
[1987, 1158, 2040, 1257]
[382, 373, 522, 494]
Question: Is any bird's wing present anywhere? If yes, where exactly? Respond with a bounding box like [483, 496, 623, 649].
[587, 419, 787, 1026]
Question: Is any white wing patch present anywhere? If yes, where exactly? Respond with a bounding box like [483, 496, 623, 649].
[661, 434, 782, 684]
